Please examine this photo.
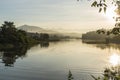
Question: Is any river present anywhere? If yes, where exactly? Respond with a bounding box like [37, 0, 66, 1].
[0, 40, 119, 80]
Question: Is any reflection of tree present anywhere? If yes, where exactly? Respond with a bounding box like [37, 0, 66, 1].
[2, 52, 17, 67]
[0, 42, 49, 67]
[82, 40, 120, 50]
[40, 42, 49, 48]
[0, 45, 29, 67]
[95, 44, 120, 50]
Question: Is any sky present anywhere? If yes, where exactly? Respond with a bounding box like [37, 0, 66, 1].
[0, 0, 116, 32]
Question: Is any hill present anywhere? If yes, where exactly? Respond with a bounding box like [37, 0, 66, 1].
[17, 25, 81, 39]
[17, 25, 56, 33]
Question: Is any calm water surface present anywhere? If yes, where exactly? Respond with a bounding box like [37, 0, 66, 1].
[0, 40, 119, 80]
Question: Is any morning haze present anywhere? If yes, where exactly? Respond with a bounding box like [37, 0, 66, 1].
[0, 0, 120, 80]
[0, 0, 115, 32]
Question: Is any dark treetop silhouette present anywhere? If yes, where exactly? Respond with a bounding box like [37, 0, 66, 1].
[0, 21, 38, 46]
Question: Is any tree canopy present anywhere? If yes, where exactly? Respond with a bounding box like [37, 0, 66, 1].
[0, 21, 37, 46]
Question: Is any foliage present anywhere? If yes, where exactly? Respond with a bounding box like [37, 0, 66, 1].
[91, 0, 107, 13]
[68, 70, 74, 80]
[91, 66, 120, 80]
[91, 75, 101, 80]
[68, 66, 120, 80]
[40, 33, 49, 41]
[77, 0, 120, 35]
[28, 33, 50, 41]
[94, 0, 120, 35]
[77, 0, 120, 13]
[0, 21, 37, 45]
[96, 27, 120, 35]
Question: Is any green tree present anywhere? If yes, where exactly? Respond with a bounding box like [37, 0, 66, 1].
[0, 21, 37, 45]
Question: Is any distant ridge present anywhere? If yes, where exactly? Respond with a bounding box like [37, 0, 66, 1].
[17, 25, 81, 39]
[17, 25, 56, 33]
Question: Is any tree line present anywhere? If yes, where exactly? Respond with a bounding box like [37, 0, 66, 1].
[0, 21, 50, 46]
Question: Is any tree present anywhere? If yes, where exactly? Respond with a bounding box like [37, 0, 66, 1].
[0, 21, 37, 45]
[40, 33, 49, 41]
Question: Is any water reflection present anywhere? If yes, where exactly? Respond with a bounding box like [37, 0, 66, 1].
[0, 42, 49, 67]
[82, 40, 120, 50]
[0, 46, 28, 67]
[109, 53, 120, 66]
[82, 40, 120, 79]
[2, 40, 120, 79]
[40, 42, 49, 48]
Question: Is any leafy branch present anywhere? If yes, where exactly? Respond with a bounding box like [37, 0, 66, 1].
[91, 0, 107, 13]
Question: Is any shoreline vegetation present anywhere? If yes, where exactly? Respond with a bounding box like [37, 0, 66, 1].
[0, 21, 39, 49]
[82, 29, 120, 44]
[0, 21, 81, 49]
[68, 65, 120, 80]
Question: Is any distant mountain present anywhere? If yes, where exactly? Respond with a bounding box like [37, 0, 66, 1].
[17, 25, 56, 33]
[17, 25, 81, 39]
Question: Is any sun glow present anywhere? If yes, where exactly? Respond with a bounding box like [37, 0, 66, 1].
[103, 6, 117, 21]
[109, 53, 120, 66]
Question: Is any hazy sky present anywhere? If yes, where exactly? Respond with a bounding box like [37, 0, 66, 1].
[0, 0, 116, 32]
